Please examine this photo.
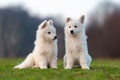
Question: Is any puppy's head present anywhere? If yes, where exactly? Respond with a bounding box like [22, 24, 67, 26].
[37, 20, 57, 42]
[65, 15, 85, 36]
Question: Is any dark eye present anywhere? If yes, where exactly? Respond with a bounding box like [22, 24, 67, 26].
[74, 26, 77, 28]
[48, 32, 51, 34]
[69, 26, 71, 28]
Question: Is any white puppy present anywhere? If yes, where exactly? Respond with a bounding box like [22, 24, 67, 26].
[14, 20, 58, 69]
[64, 15, 92, 69]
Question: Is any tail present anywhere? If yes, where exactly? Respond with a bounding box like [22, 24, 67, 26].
[14, 53, 34, 69]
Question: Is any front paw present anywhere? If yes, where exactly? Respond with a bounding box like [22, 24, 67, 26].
[40, 65, 47, 69]
[40, 67, 47, 69]
[82, 66, 90, 70]
[64, 66, 72, 69]
[51, 66, 57, 69]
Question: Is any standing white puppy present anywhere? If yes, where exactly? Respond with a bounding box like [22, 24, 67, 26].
[14, 20, 58, 69]
[64, 15, 92, 69]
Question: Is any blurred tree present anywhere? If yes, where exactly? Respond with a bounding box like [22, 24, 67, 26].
[0, 7, 64, 58]
[87, 1, 120, 58]
[1, 1, 120, 58]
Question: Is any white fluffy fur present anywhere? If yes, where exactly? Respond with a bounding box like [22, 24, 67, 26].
[64, 15, 92, 69]
[14, 20, 58, 69]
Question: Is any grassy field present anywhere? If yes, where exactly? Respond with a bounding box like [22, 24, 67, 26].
[0, 58, 120, 80]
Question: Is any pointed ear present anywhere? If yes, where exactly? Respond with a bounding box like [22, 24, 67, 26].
[41, 20, 47, 29]
[66, 17, 71, 23]
[80, 15, 85, 23]
[48, 20, 53, 25]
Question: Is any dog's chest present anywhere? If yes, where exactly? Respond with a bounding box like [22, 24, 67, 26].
[66, 37, 84, 55]
[43, 44, 56, 56]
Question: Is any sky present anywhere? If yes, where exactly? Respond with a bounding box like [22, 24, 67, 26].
[0, 0, 120, 19]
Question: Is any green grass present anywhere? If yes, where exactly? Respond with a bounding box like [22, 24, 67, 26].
[0, 58, 120, 80]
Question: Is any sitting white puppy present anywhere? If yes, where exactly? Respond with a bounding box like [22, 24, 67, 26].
[14, 20, 58, 69]
[64, 15, 92, 69]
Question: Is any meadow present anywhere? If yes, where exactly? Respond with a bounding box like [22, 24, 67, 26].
[0, 58, 120, 80]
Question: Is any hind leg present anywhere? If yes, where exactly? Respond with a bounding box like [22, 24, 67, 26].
[87, 54, 92, 67]
[63, 54, 67, 68]
[14, 53, 34, 69]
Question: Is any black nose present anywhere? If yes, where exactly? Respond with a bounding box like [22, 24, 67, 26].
[70, 30, 74, 34]
[54, 36, 57, 40]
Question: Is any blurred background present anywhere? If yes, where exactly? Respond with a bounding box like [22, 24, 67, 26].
[0, 0, 120, 58]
